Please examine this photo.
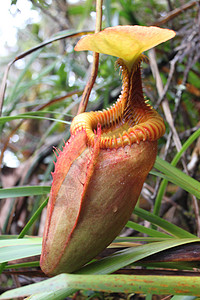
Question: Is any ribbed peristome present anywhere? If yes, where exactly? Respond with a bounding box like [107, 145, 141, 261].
[71, 55, 165, 149]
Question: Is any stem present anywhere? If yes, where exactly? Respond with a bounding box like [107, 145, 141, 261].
[77, 0, 103, 114]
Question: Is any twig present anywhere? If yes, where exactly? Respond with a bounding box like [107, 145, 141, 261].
[148, 49, 185, 156]
[173, 49, 194, 119]
[77, 53, 100, 114]
[77, 0, 103, 114]
[155, 55, 179, 109]
[30, 0, 69, 30]
[34, 90, 83, 111]
[152, 0, 198, 26]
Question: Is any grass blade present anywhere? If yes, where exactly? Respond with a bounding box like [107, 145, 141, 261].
[154, 156, 200, 199]
[18, 198, 48, 238]
[154, 128, 200, 215]
[0, 186, 50, 199]
[133, 207, 196, 238]
[0, 238, 42, 247]
[126, 220, 172, 238]
[0, 245, 42, 263]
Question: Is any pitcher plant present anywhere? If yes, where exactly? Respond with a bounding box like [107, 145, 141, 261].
[40, 25, 175, 276]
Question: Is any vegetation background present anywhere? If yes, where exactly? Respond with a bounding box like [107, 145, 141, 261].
[0, 0, 200, 299]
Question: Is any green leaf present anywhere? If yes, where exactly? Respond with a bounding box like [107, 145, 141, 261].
[0, 186, 50, 199]
[126, 220, 172, 238]
[133, 207, 196, 238]
[154, 128, 200, 215]
[0, 235, 19, 240]
[114, 236, 172, 242]
[154, 156, 200, 199]
[26, 293, 57, 300]
[0, 244, 42, 263]
[0, 239, 199, 299]
[79, 239, 199, 275]
[18, 198, 48, 238]
[1, 269, 200, 299]
[0, 237, 42, 247]
[4, 261, 40, 270]
[29, 273, 198, 296]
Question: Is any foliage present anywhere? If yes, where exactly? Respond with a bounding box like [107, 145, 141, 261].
[0, 0, 200, 299]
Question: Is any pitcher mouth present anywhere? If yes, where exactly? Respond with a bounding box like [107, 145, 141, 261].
[71, 56, 165, 149]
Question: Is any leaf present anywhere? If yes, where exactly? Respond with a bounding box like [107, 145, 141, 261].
[18, 198, 48, 239]
[32, 273, 198, 296]
[126, 220, 173, 238]
[1, 270, 200, 299]
[0, 186, 50, 199]
[0, 235, 19, 240]
[133, 207, 196, 238]
[0, 236, 199, 299]
[0, 237, 42, 247]
[114, 237, 172, 243]
[154, 156, 200, 199]
[154, 128, 200, 215]
[0, 244, 42, 263]
[79, 239, 199, 275]
[4, 261, 40, 270]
